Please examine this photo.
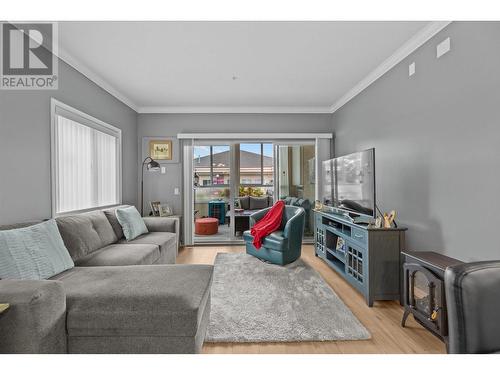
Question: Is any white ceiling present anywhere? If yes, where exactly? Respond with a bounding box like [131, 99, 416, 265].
[58, 21, 435, 113]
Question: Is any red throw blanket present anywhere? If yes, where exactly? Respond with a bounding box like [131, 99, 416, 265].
[250, 200, 285, 250]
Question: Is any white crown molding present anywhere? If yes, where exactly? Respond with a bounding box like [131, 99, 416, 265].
[56, 45, 139, 112]
[9, 23, 136, 112]
[138, 106, 333, 114]
[330, 21, 452, 114]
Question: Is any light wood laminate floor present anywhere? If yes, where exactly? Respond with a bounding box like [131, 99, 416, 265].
[177, 244, 446, 354]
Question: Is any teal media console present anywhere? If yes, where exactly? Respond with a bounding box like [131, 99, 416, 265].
[314, 210, 407, 307]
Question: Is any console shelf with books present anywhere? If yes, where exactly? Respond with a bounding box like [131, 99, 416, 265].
[314, 209, 407, 306]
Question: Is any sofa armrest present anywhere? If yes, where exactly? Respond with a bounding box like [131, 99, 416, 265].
[249, 207, 271, 227]
[0, 279, 67, 353]
[143, 216, 180, 249]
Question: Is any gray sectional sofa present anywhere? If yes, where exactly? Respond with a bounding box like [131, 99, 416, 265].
[57, 207, 179, 266]
[0, 206, 213, 354]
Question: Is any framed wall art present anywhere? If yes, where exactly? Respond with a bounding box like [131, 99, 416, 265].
[149, 139, 173, 160]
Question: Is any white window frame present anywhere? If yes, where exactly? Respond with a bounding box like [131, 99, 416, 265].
[50, 98, 122, 217]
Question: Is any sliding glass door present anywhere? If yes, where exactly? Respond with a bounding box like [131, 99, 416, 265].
[188, 138, 326, 244]
[275, 142, 316, 239]
[234, 143, 274, 238]
[193, 143, 234, 242]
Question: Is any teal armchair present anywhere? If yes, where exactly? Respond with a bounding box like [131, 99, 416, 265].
[243, 205, 305, 265]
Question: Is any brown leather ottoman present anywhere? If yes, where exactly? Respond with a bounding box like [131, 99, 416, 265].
[195, 218, 219, 235]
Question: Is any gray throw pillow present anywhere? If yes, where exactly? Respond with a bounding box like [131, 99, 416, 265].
[103, 207, 125, 239]
[250, 196, 270, 210]
[0, 219, 74, 280]
[239, 196, 250, 210]
[116, 206, 148, 241]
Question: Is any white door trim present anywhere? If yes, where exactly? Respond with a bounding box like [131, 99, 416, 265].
[178, 133, 332, 140]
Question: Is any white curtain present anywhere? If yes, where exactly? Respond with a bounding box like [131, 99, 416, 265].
[56, 115, 118, 213]
[95, 129, 117, 207]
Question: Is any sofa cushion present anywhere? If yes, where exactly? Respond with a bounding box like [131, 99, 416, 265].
[54, 264, 213, 337]
[239, 196, 250, 210]
[119, 232, 177, 264]
[249, 196, 270, 210]
[243, 230, 287, 251]
[116, 206, 148, 241]
[0, 220, 74, 280]
[56, 211, 118, 263]
[75, 244, 160, 266]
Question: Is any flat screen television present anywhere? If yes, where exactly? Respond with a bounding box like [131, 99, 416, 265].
[321, 148, 376, 219]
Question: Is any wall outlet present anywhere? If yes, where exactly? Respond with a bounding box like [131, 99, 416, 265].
[161, 166, 166, 174]
[409, 62, 416, 77]
[437, 37, 451, 58]
[174, 187, 180, 195]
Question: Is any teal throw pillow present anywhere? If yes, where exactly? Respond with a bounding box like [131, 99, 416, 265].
[116, 206, 149, 241]
[0, 219, 74, 280]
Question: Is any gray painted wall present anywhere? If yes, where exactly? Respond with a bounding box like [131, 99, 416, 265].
[332, 22, 500, 262]
[138, 113, 333, 216]
[0, 60, 138, 224]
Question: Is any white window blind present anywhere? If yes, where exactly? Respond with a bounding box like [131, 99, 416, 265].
[51, 99, 122, 215]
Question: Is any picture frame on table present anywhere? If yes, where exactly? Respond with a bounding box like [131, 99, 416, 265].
[149, 201, 161, 216]
[159, 204, 173, 217]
